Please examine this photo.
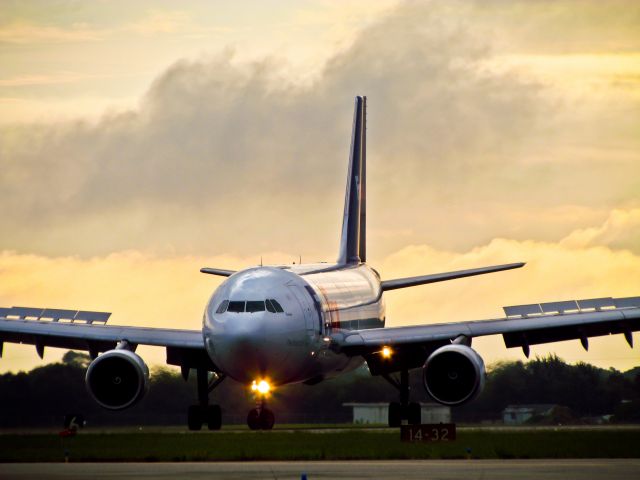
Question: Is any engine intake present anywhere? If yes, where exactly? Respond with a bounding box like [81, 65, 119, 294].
[423, 344, 485, 406]
[85, 348, 149, 410]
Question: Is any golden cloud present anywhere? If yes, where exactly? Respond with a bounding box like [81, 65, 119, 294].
[1, 211, 638, 373]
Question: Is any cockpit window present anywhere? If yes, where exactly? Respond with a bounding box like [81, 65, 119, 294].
[215, 300, 229, 314]
[246, 301, 265, 313]
[269, 299, 284, 313]
[265, 299, 276, 313]
[221, 299, 283, 314]
[227, 301, 245, 313]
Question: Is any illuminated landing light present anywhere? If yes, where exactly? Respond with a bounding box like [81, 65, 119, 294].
[251, 379, 271, 396]
[381, 346, 393, 358]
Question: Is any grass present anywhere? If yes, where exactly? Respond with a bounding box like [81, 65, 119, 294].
[1, 428, 639, 462]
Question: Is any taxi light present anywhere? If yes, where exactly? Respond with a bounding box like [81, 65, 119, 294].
[251, 379, 271, 395]
[381, 346, 393, 358]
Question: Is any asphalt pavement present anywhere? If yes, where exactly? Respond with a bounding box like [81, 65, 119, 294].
[1, 459, 639, 480]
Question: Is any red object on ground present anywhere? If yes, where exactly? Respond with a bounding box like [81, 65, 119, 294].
[58, 428, 77, 438]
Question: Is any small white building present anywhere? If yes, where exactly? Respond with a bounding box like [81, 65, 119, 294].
[502, 404, 557, 425]
[343, 402, 451, 425]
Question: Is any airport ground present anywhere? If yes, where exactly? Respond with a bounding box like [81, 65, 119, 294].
[0, 425, 639, 463]
[1, 460, 639, 480]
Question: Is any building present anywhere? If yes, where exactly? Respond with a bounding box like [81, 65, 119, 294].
[502, 404, 557, 425]
[343, 402, 451, 425]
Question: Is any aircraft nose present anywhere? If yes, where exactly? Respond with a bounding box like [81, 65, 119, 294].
[211, 313, 272, 378]
[224, 335, 269, 374]
[209, 311, 295, 383]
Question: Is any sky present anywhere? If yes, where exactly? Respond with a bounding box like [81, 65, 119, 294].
[0, 0, 639, 374]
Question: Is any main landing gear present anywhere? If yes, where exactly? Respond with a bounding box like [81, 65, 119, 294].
[383, 369, 421, 427]
[187, 368, 226, 431]
[247, 398, 275, 430]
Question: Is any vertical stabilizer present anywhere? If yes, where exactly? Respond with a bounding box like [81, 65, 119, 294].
[337, 96, 366, 264]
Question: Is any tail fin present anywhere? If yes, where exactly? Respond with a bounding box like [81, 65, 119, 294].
[337, 96, 366, 265]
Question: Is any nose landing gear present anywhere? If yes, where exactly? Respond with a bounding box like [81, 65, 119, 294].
[247, 399, 275, 430]
[187, 368, 226, 431]
[247, 379, 275, 430]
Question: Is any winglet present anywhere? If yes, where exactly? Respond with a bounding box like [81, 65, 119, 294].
[337, 96, 366, 264]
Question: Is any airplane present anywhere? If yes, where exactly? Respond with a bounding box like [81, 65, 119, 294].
[1, 96, 638, 431]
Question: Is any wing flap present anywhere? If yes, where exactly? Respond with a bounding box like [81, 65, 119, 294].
[332, 296, 640, 356]
[0, 318, 204, 350]
[0, 305, 221, 372]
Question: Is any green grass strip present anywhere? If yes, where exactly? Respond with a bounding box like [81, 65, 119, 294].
[1, 429, 639, 462]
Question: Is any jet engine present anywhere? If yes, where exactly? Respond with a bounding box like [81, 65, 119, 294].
[85, 348, 149, 410]
[423, 344, 485, 406]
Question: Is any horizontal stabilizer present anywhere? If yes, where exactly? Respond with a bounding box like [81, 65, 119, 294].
[200, 267, 236, 277]
[380, 262, 525, 291]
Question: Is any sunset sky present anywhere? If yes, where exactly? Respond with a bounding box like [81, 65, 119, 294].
[1, 0, 639, 373]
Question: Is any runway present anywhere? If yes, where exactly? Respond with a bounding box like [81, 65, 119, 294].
[1, 460, 639, 479]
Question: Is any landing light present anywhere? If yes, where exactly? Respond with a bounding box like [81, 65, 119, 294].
[251, 379, 271, 395]
[381, 346, 393, 358]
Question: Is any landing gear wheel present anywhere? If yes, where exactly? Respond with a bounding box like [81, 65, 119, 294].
[388, 402, 402, 428]
[188, 405, 203, 431]
[186, 369, 227, 431]
[207, 404, 222, 430]
[247, 408, 261, 430]
[247, 407, 275, 430]
[259, 408, 275, 430]
[407, 402, 421, 425]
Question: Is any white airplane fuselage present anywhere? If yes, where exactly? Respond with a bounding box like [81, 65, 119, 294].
[203, 264, 385, 385]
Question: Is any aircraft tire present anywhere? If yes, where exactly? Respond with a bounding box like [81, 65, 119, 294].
[259, 408, 275, 430]
[408, 402, 421, 425]
[388, 402, 402, 427]
[187, 405, 203, 431]
[207, 404, 222, 430]
[247, 408, 261, 430]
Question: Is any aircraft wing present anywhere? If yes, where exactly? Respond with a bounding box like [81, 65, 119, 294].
[332, 296, 640, 373]
[0, 306, 216, 372]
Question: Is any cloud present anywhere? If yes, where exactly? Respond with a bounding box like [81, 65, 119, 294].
[0, 1, 540, 258]
[561, 208, 640, 253]
[0, 0, 638, 262]
[467, 0, 640, 54]
[0, 72, 104, 87]
[0, 22, 104, 44]
[125, 10, 193, 36]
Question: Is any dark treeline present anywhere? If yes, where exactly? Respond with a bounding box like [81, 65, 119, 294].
[1, 352, 638, 427]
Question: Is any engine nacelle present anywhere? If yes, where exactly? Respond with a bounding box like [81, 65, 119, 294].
[85, 348, 149, 410]
[423, 344, 485, 406]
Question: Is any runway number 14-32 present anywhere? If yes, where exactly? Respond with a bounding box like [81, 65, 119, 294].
[400, 424, 456, 443]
